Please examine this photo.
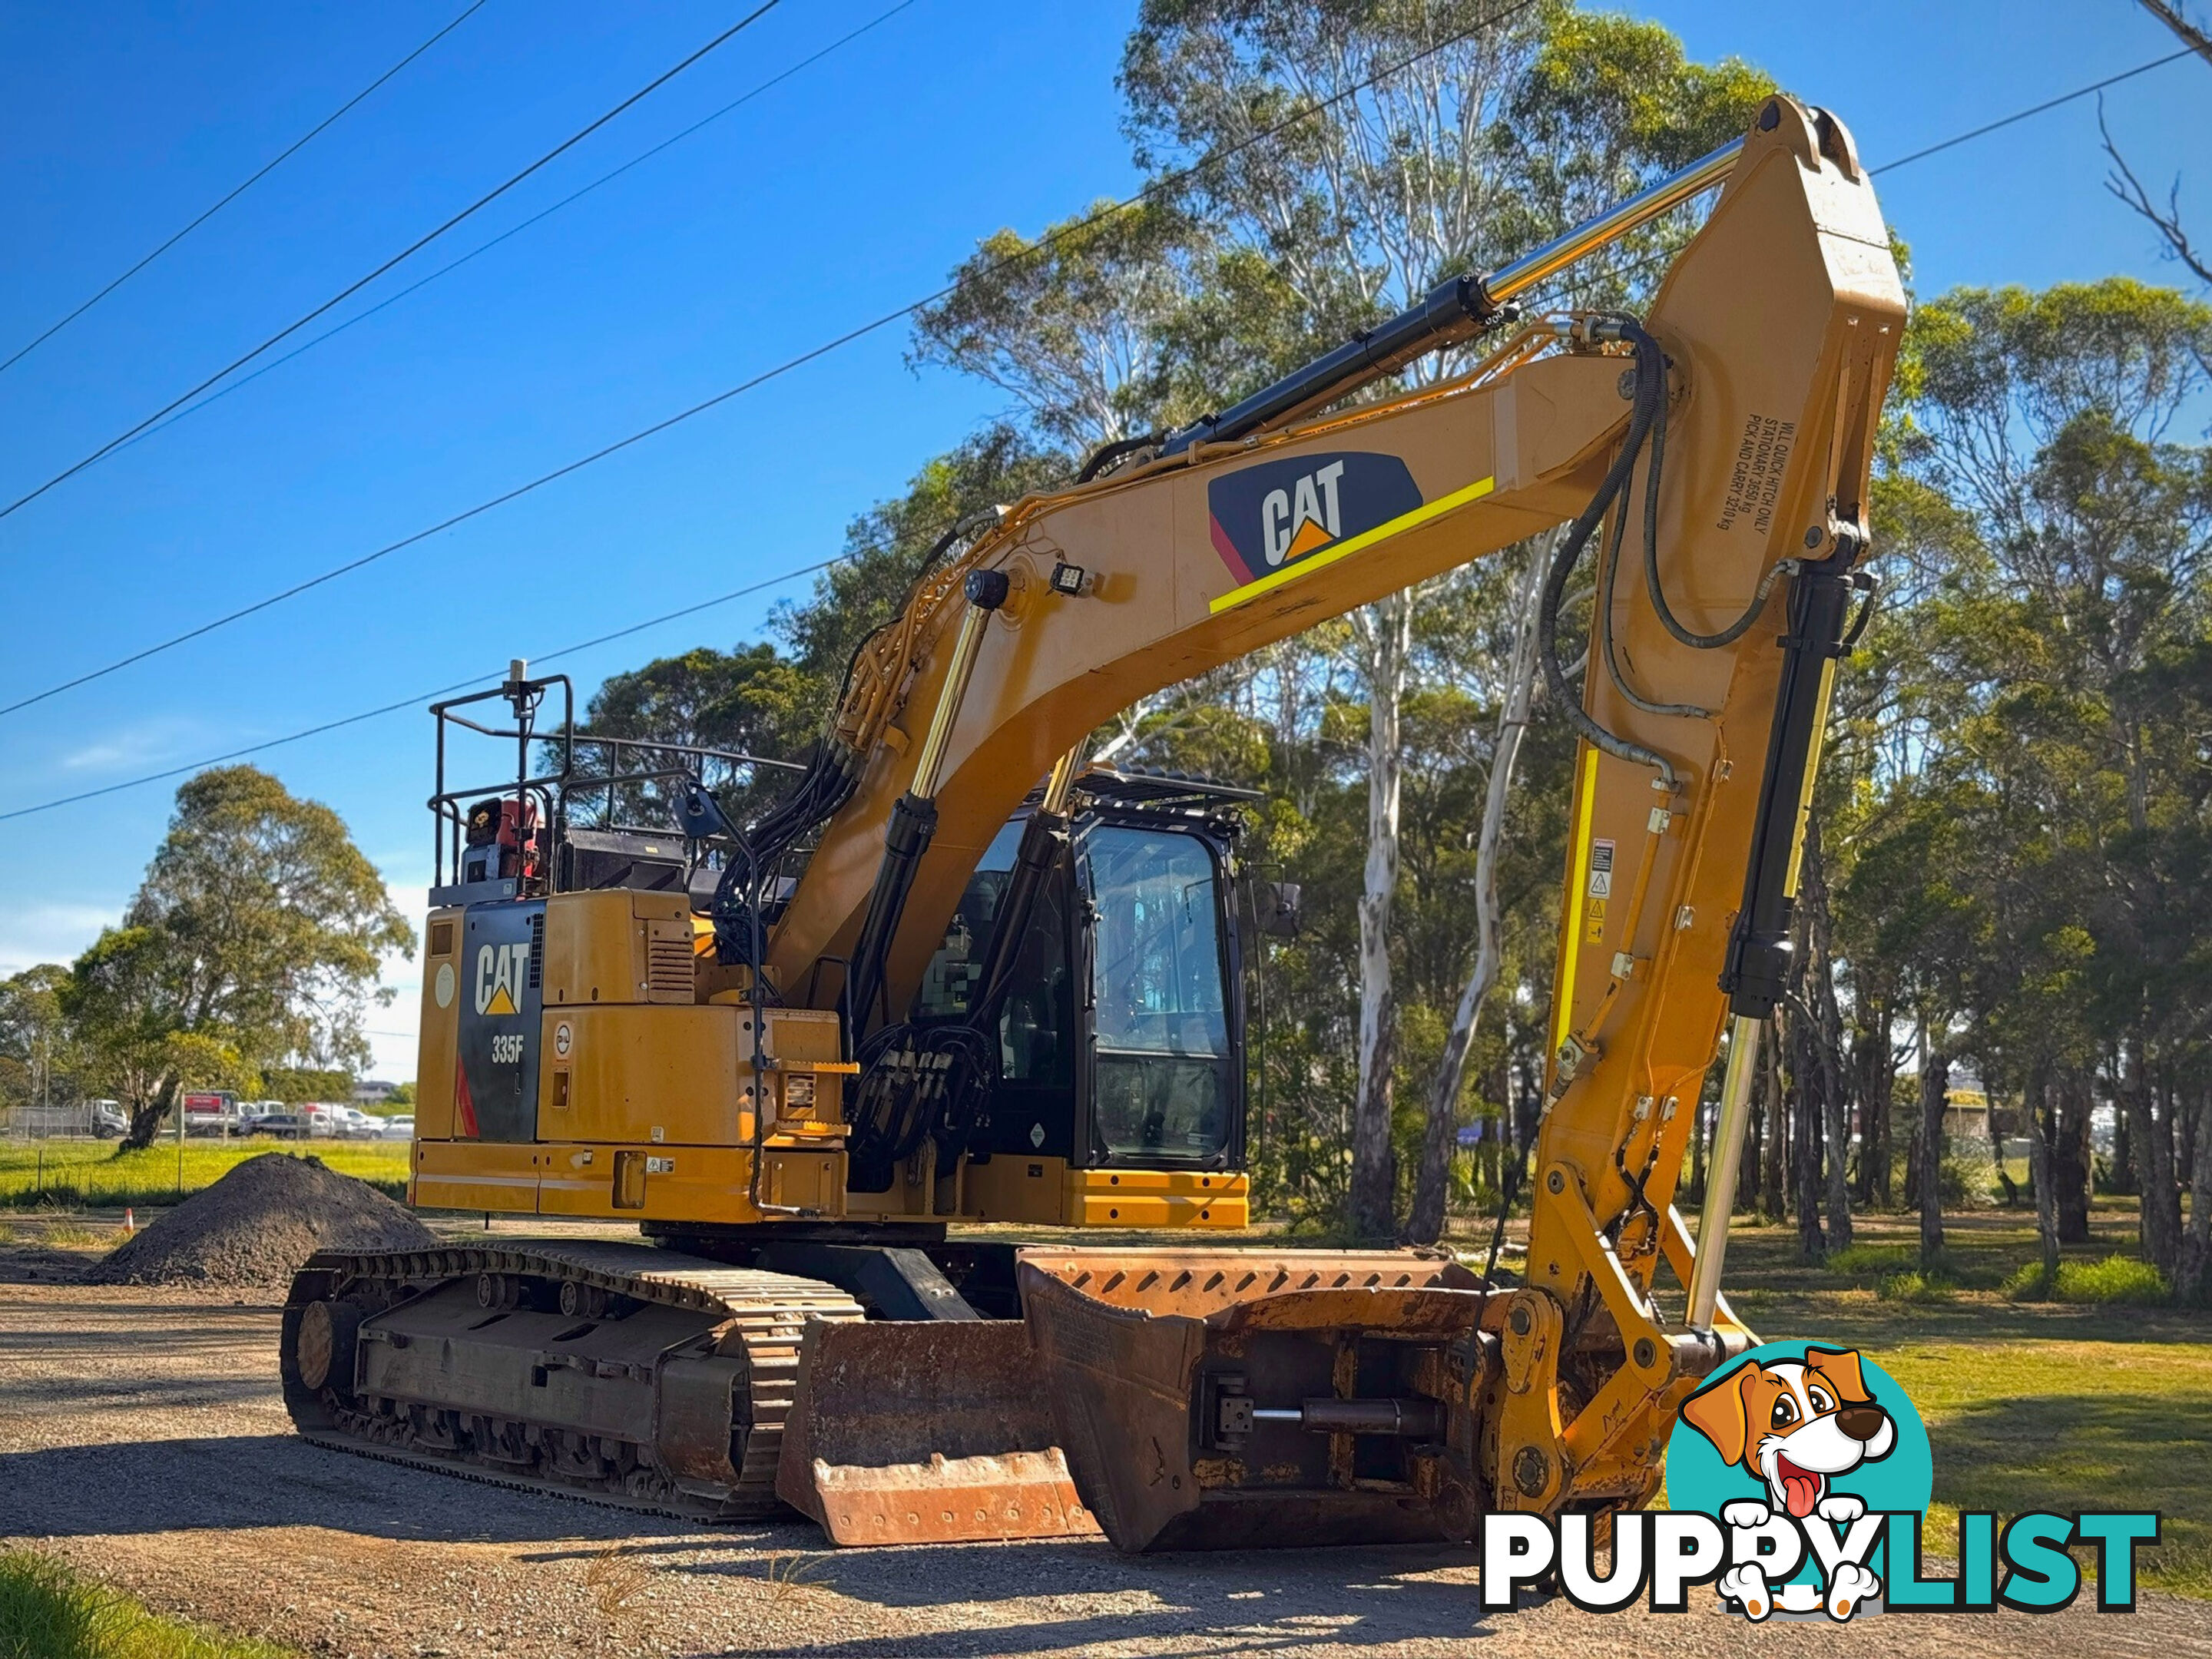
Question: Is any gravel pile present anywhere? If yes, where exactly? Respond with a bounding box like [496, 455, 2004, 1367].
[88, 1151, 436, 1288]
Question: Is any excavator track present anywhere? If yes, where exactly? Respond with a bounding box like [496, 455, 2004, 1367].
[280, 1239, 863, 1522]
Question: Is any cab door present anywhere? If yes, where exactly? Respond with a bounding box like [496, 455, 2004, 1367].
[1074, 820, 1243, 1171]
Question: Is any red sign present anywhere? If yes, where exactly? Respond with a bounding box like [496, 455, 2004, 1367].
[181, 1093, 226, 1114]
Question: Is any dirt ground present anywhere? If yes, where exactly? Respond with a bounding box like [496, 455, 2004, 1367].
[2, 1250, 2209, 1657]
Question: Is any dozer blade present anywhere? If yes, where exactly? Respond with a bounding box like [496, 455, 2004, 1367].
[1015, 1248, 1492, 1553]
[777, 1317, 1101, 1545]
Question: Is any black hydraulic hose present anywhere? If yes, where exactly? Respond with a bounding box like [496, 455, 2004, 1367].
[902, 507, 1002, 606]
[1075, 432, 1159, 483]
[1598, 491, 1709, 720]
[1634, 321, 1796, 652]
[1536, 323, 1679, 792]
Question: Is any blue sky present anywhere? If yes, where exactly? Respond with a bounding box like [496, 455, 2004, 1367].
[0, 0, 2203, 1082]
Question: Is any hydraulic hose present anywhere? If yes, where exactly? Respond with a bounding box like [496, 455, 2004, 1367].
[1076, 433, 1159, 483]
[1634, 323, 1796, 652]
[1598, 492, 1709, 720]
[1536, 320, 1680, 792]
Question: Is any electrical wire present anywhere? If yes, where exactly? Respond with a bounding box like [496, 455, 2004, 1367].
[0, 554, 843, 824]
[2, 35, 2191, 814]
[0, 0, 492, 379]
[0, 0, 1547, 724]
[1872, 47, 2193, 173]
[107, 0, 925, 464]
[0, 0, 785, 524]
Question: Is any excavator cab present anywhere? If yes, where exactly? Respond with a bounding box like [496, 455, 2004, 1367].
[906, 770, 1253, 1199]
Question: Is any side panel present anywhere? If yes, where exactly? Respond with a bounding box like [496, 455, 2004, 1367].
[962, 1154, 1070, 1224]
[538, 1004, 750, 1147]
[414, 908, 464, 1141]
[1063, 1168, 1247, 1229]
[412, 1137, 541, 1213]
[458, 901, 544, 1141]
[541, 889, 694, 1008]
[534, 1144, 843, 1220]
[418, 1140, 840, 1220]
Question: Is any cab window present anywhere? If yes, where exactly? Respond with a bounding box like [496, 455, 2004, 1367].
[1082, 824, 1232, 1160]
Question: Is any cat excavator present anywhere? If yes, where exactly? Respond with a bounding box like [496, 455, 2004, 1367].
[280, 94, 1904, 1553]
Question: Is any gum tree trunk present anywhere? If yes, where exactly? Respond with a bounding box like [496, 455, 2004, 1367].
[2052, 1070, 2093, 1243]
[1347, 592, 1412, 1240]
[1409, 540, 1546, 1245]
[1795, 816, 1852, 1249]
[2026, 1061, 2061, 1291]
[1918, 1040, 1949, 1261]
[2179, 1085, 2212, 1306]
[1760, 1022, 1789, 1223]
[2125, 1040, 2182, 1277]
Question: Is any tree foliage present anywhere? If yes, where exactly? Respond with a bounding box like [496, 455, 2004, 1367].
[61, 767, 409, 1149]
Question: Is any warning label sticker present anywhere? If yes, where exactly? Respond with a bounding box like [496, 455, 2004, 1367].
[1715, 413, 1797, 536]
[1582, 838, 1615, 945]
[1587, 839, 1616, 899]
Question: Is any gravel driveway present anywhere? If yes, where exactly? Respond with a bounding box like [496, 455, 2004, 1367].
[2, 1278, 2207, 1658]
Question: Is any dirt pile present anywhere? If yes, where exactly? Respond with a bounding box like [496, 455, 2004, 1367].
[88, 1152, 436, 1289]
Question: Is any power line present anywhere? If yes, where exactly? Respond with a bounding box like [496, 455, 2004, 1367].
[95, 28, 2192, 470]
[0, 0, 491, 379]
[1872, 47, 2194, 173]
[111, 0, 924, 464]
[0, 0, 1545, 723]
[3, 28, 2186, 813]
[0, 0, 785, 524]
[0, 554, 843, 824]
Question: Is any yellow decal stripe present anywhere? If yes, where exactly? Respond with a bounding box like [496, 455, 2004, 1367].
[1552, 745, 1601, 1057]
[1209, 475, 1496, 614]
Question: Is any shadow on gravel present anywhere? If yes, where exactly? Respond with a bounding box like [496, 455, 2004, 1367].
[670, 1537, 1473, 1608]
[0, 1435, 714, 1545]
[714, 1545, 1490, 1658]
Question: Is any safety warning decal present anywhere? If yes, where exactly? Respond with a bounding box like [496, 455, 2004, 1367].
[1583, 838, 1614, 944]
[1587, 839, 1615, 899]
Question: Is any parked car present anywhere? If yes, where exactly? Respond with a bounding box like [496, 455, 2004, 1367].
[333, 1107, 380, 1139]
[249, 1113, 314, 1140]
[90, 1101, 127, 1138]
[373, 1114, 415, 1141]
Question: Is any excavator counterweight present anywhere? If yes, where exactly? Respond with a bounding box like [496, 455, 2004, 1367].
[281, 94, 1904, 1551]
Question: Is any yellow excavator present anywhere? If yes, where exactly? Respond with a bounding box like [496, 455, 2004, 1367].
[280, 94, 1903, 1553]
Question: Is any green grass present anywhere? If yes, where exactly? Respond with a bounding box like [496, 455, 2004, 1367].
[1824, 1240, 1918, 1276]
[0, 1141, 409, 1211]
[35, 1224, 106, 1250]
[2004, 1252, 2174, 1306]
[1876, 1267, 1956, 1303]
[1714, 1204, 2212, 1600]
[0, 1551, 293, 1658]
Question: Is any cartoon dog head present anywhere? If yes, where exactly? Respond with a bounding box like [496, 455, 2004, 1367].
[1680, 1347, 1895, 1518]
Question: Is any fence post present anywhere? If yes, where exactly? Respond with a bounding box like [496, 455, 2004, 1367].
[35, 1145, 43, 1197]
